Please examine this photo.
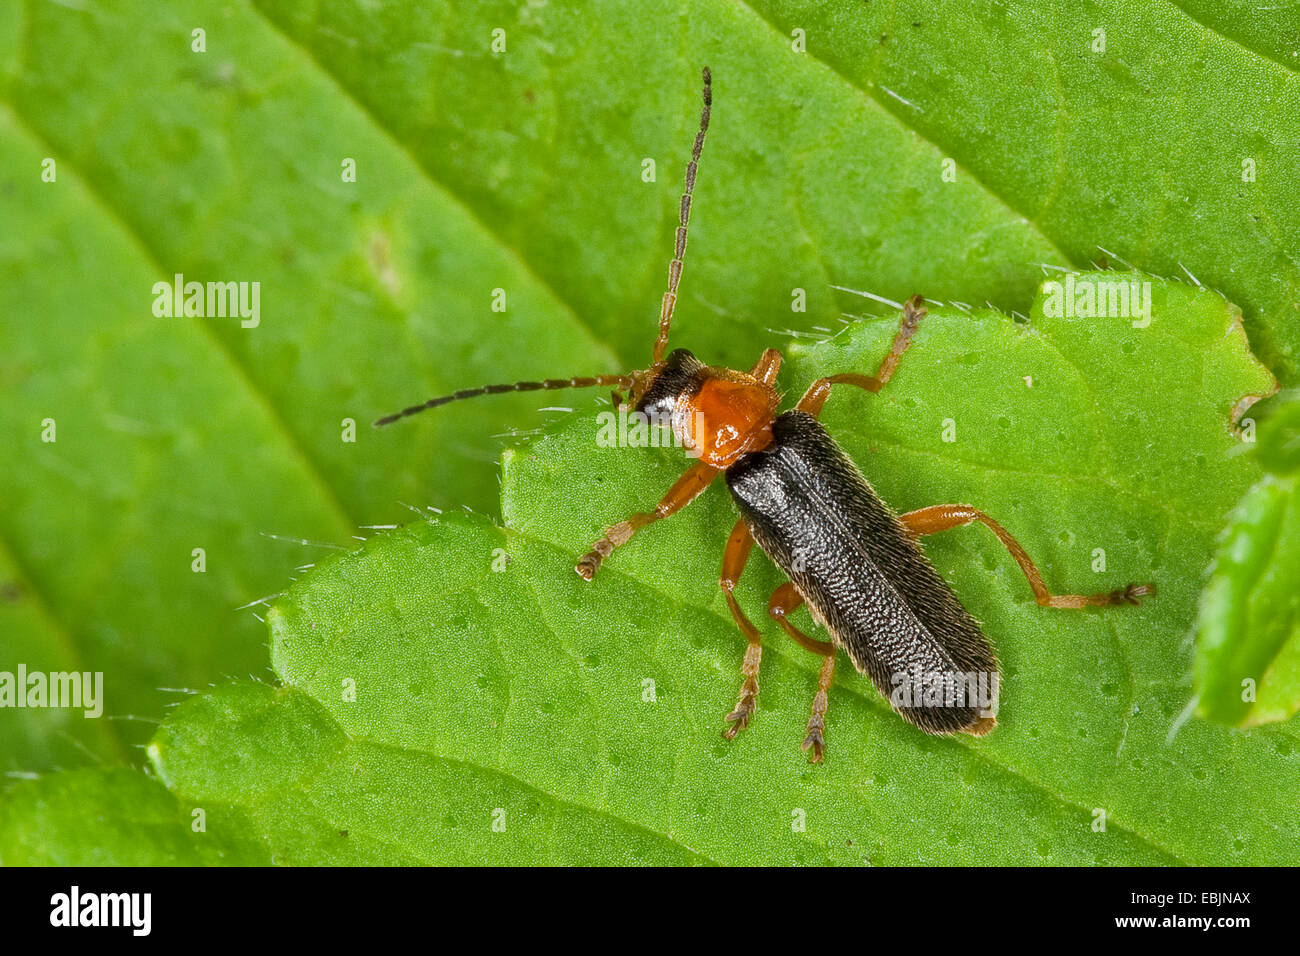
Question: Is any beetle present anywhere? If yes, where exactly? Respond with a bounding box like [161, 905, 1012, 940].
[376, 67, 1154, 761]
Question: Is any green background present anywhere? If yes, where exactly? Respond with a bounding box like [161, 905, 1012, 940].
[0, 0, 1297, 864]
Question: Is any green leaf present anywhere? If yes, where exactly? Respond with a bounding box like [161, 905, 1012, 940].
[1195, 392, 1300, 726]
[5, 276, 1296, 865]
[1, 0, 1298, 854]
[0, 766, 267, 866]
[0, 0, 618, 770]
[1253, 390, 1300, 478]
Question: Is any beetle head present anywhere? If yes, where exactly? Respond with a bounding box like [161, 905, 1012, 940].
[631, 348, 706, 424]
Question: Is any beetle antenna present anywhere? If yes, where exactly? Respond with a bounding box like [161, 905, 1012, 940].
[373, 373, 635, 427]
[651, 66, 711, 366]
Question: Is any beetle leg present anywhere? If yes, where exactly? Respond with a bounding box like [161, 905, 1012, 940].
[796, 294, 926, 416]
[768, 583, 837, 762]
[767, 582, 833, 654]
[898, 504, 1156, 608]
[575, 460, 719, 579]
[720, 520, 762, 738]
[802, 652, 837, 763]
[749, 348, 783, 387]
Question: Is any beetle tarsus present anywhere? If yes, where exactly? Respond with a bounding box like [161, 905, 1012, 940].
[801, 726, 826, 763]
[1113, 582, 1156, 605]
[575, 538, 616, 580]
[799, 653, 836, 763]
[723, 679, 758, 739]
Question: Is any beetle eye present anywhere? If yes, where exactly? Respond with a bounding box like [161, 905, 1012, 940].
[633, 349, 703, 420]
[637, 392, 677, 426]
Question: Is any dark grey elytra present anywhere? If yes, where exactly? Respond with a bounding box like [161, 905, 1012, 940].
[726, 410, 998, 736]
[374, 66, 1153, 761]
